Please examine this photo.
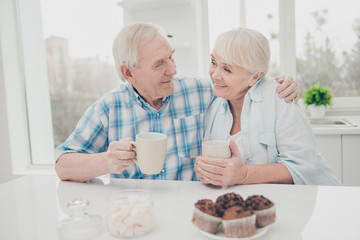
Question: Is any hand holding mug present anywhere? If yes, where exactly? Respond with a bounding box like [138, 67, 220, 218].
[106, 137, 136, 174]
[195, 140, 231, 184]
[195, 140, 248, 186]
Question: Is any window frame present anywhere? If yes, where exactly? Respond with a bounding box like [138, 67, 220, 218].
[17, 0, 55, 166]
[1, 0, 54, 175]
[1, 0, 359, 174]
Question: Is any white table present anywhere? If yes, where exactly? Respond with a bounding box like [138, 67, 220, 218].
[1, 175, 360, 240]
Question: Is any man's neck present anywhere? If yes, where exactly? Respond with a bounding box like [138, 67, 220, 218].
[148, 99, 163, 110]
[133, 87, 163, 110]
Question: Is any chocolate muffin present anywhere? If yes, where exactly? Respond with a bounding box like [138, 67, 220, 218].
[245, 195, 276, 227]
[221, 206, 256, 238]
[215, 192, 244, 214]
[192, 199, 221, 233]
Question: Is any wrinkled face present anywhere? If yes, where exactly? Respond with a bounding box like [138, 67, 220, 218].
[209, 52, 258, 101]
[130, 33, 176, 103]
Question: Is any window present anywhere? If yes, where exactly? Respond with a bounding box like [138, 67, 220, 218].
[0, 0, 124, 170]
[41, 0, 124, 149]
[295, 0, 360, 98]
[207, 0, 241, 50]
[208, 0, 280, 77]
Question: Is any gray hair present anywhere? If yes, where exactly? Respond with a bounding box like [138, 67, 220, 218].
[113, 22, 167, 81]
[213, 27, 270, 76]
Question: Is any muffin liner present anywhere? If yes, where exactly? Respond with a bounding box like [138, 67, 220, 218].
[254, 204, 276, 228]
[192, 206, 221, 234]
[222, 213, 256, 238]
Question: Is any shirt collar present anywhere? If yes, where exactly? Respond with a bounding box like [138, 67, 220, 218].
[125, 81, 170, 108]
[219, 98, 229, 114]
[247, 77, 264, 102]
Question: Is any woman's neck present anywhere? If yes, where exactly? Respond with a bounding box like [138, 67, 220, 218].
[229, 98, 245, 135]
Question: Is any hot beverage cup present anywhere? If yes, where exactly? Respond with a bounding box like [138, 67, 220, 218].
[202, 140, 231, 159]
[130, 132, 167, 174]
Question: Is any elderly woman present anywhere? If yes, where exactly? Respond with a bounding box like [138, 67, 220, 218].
[195, 28, 340, 186]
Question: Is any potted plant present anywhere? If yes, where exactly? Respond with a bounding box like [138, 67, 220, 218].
[303, 82, 333, 118]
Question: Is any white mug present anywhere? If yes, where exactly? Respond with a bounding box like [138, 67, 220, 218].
[202, 140, 231, 159]
[130, 132, 168, 175]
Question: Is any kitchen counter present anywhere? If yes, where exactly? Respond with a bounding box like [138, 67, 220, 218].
[312, 115, 360, 135]
[1, 175, 360, 240]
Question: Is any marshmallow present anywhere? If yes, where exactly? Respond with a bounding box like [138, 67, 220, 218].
[107, 195, 153, 237]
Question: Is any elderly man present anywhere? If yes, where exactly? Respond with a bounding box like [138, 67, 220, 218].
[55, 22, 299, 182]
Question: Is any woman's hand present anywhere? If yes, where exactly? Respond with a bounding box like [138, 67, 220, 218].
[195, 140, 248, 186]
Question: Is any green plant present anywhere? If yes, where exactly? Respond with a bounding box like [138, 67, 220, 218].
[303, 82, 333, 106]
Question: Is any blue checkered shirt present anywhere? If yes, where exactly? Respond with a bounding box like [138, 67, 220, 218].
[55, 75, 214, 180]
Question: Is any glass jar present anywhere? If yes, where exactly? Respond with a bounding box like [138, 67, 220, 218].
[57, 198, 103, 240]
[106, 189, 153, 238]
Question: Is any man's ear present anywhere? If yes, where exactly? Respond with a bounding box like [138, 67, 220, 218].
[120, 63, 135, 84]
[249, 72, 263, 87]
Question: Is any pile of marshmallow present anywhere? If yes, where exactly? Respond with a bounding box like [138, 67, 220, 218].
[107, 194, 153, 237]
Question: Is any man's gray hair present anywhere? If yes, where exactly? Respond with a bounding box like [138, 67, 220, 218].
[113, 22, 167, 81]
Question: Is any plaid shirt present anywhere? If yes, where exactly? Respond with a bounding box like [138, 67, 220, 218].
[55, 75, 214, 180]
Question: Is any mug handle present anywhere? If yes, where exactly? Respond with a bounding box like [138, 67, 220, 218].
[129, 141, 138, 165]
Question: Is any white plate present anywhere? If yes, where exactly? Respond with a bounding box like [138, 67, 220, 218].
[198, 226, 268, 240]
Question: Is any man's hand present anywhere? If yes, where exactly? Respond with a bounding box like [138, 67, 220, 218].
[276, 75, 300, 103]
[194, 140, 248, 186]
[106, 137, 136, 174]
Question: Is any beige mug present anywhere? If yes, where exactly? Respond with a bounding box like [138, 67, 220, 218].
[202, 140, 231, 159]
[130, 132, 168, 175]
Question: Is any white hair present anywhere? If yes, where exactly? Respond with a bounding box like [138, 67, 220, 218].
[113, 22, 167, 81]
[213, 27, 270, 75]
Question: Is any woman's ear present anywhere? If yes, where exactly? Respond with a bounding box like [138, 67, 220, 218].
[249, 72, 263, 87]
[120, 63, 135, 84]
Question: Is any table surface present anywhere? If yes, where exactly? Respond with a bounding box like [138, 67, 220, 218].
[1, 175, 360, 240]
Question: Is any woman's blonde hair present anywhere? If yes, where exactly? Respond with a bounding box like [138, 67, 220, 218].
[113, 22, 167, 81]
[213, 27, 270, 75]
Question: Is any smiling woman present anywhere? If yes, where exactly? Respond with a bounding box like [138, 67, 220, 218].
[199, 27, 341, 186]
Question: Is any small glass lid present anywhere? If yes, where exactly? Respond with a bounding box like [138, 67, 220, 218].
[57, 198, 103, 240]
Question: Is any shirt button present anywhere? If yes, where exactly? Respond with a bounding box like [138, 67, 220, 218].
[156, 112, 160, 117]
[161, 169, 165, 173]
